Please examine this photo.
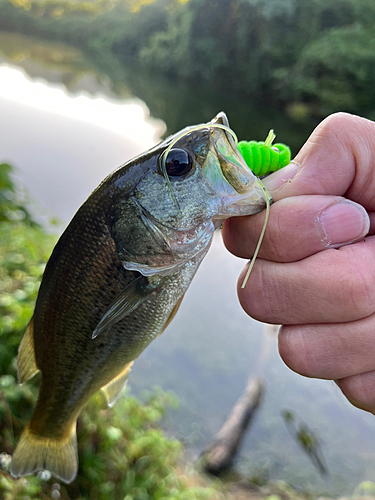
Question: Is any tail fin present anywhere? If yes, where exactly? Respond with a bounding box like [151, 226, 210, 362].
[10, 421, 78, 484]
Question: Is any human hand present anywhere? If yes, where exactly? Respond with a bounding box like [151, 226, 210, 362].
[222, 112, 375, 413]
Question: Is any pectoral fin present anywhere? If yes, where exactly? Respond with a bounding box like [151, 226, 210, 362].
[17, 318, 40, 384]
[101, 361, 134, 407]
[92, 275, 157, 339]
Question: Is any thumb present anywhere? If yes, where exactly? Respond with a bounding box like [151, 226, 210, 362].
[263, 112, 375, 210]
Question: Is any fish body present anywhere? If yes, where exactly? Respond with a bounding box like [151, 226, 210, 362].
[10, 113, 267, 483]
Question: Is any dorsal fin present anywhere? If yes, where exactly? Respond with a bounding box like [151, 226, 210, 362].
[101, 361, 134, 408]
[17, 317, 40, 384]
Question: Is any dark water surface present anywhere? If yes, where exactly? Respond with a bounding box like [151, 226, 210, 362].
[0, 32, 374, 496]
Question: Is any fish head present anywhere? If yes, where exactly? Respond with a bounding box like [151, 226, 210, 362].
[110, 112, 268, 276]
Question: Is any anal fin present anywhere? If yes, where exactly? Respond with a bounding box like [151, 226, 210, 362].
[10, 420, 78, 484]
[101, 361, 134, 408]
[17, 317, 40, 384]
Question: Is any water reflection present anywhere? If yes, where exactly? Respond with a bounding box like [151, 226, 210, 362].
[119, 63, 317, 154]
[0, 32, 375, 496]
[0, 32, 318, 154]
[0, 64, 164, 223]
[0, 66, 163, 143]
[0, 32, 120, 98]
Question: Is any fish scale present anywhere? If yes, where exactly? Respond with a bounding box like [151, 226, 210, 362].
[10, 112, 267, 483]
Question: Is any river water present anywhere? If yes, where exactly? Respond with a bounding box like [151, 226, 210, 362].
[0, 32, 374, 496]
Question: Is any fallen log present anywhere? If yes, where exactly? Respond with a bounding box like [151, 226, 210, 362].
[200, 377, 264, 475]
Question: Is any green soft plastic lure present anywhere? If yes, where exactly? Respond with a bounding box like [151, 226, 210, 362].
[237, 129, 291, 288]
[237, 129, 291, 177]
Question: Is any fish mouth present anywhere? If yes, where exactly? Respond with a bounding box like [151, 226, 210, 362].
[203, 113, 268, 218]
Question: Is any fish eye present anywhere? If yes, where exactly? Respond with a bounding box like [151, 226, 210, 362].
[164, 148, 193, 178]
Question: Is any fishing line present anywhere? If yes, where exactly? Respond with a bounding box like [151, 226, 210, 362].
[241, 178, 272, 289]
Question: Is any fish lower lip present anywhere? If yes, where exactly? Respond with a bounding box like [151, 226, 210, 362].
[217, 189, 267, 218]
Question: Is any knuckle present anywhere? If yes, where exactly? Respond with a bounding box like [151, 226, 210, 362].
[318, 113, 374, 159]
[318, 112, 355, 138]
[313, 113, 356, 157]
[322, 111, 353, 128]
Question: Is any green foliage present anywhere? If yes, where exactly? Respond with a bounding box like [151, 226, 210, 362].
[0, 163, 56, 496]
[138, 1, 193, 74]
[1, 0, 375, 117]
[75, 391, 218, 500]
[353, 480, 375, 497]
[0, 472, 42, 500]
[0, 165, 55, 374]
[0, 165, 221, 500]
[0, 163, 56, 459]
[292, 24, 375, 114]
[0, 390, 221, 499]
[0, 165, 35, 225]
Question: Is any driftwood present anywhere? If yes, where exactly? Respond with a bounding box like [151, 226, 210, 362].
[201, 377, 264, 475]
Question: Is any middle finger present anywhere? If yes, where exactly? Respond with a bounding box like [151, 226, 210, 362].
[237, 236, 375, 324]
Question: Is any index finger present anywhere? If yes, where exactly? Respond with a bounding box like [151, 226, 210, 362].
[263, 112, 375, 210]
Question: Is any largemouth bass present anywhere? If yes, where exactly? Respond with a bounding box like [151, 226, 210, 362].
[10, 112, 267, 483]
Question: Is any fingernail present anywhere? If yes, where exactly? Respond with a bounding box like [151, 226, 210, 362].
[262, 162, 300, 191]
[318, 200, 370, 247]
